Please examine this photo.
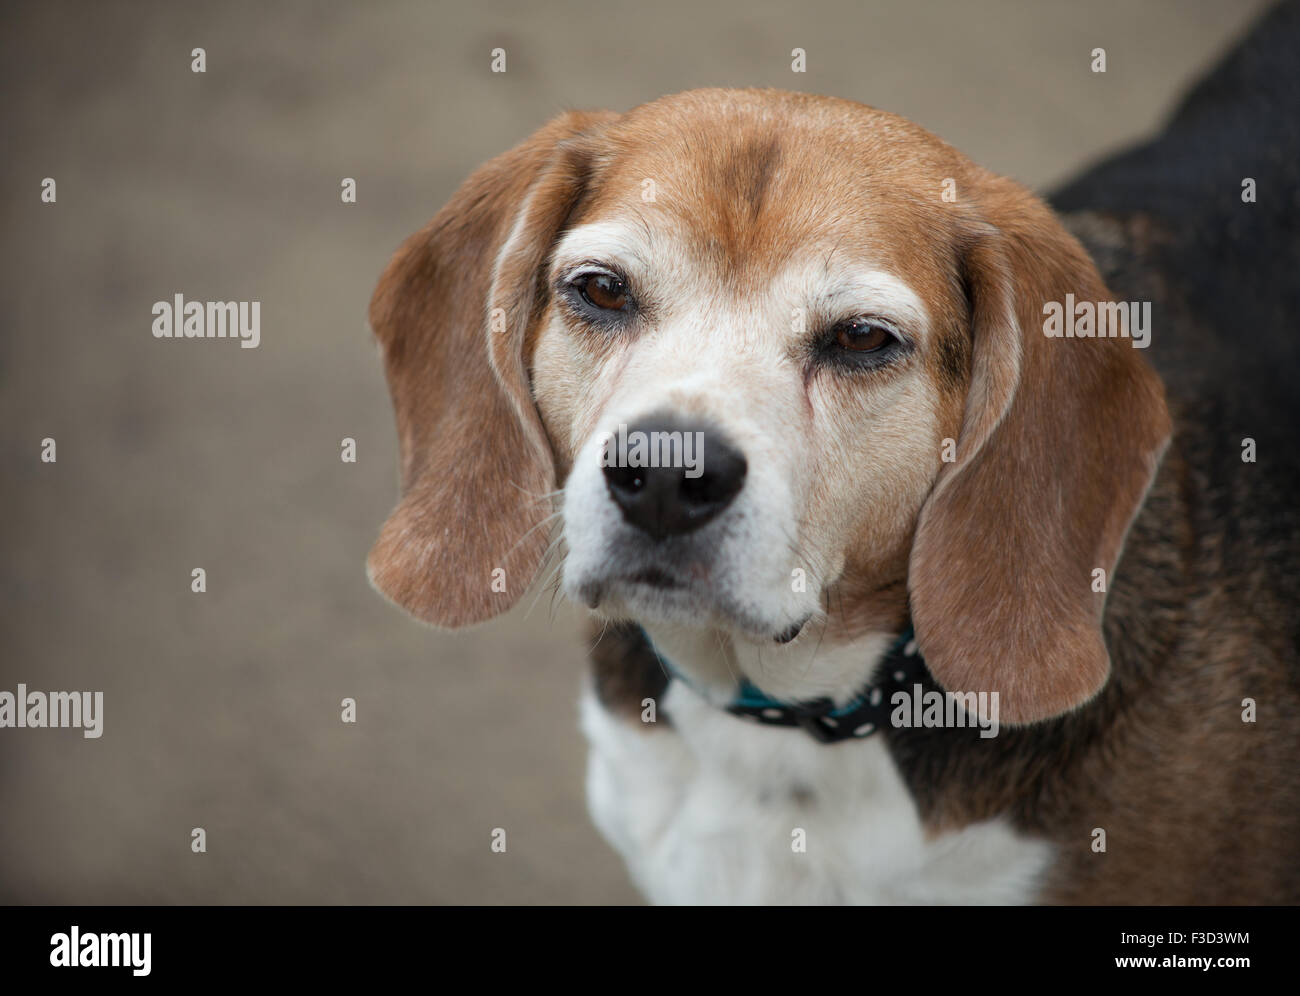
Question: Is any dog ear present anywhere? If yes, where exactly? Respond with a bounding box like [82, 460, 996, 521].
[367, 110, 615, 628]
[908, 176, 1171, 724]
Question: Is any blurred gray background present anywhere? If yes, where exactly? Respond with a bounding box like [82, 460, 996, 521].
[0, 0, 1274, 903]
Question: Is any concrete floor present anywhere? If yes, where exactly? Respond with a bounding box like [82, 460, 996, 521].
[0, 0, 1274, 903]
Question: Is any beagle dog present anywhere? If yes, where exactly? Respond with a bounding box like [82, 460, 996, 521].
[366, 70, 1300, 901]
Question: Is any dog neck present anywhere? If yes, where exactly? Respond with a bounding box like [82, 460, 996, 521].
[638, 617, 903, 708]
[641, 622, 927, 743]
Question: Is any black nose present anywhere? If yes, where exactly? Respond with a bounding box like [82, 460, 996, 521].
[602, 415, 747, 540]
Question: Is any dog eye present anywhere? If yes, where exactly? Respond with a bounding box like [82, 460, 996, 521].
[835, 320, 895, 352]
[575, 272, 629, 312]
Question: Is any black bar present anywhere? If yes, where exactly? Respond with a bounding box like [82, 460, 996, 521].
[0, 906, 1286, 982]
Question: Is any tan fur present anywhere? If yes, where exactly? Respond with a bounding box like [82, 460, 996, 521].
[366, 110, 615, 627]
[909, 192, 1171, 723]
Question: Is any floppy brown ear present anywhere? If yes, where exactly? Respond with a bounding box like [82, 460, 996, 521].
[909, 176, 1171, 723]
[367, 110, 615, 627]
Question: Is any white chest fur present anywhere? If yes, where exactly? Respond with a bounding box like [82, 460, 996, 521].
[581, 679, 1053, 905]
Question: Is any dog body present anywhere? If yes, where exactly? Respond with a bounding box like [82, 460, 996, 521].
[368, 8, 1300, 904]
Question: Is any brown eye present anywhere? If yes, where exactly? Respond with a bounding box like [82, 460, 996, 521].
[577, 272, 629, 311]
[835, 321, 893, 352]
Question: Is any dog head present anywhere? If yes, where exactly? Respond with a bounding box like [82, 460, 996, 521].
[367, 89, 1170, 724]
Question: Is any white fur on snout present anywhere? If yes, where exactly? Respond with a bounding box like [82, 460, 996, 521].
[560, 398, 820, 640]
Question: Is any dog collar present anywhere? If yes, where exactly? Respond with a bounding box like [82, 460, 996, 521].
[642, 626, 927, 744]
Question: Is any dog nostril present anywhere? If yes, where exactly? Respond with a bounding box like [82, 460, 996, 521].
[604, 463, 645, 494]
[681, 452, 747, 507]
